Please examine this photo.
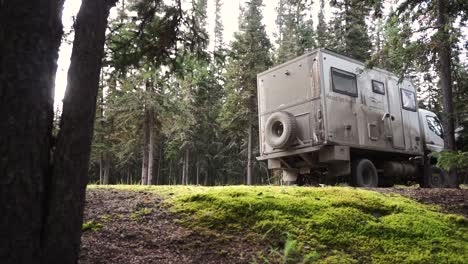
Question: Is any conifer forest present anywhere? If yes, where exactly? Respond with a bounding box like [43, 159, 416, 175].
[85, 0, 468, 186]
[1, 0, 467, 263]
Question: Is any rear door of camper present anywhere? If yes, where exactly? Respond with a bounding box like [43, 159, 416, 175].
[257, 52, 322, 155]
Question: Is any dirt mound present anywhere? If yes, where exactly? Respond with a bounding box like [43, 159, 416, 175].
[79, 189, 263, 264]
[370, 187, 468, 217]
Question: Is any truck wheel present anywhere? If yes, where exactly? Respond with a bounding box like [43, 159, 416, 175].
[423, 166, 447, 188]
[351, 159, 378, 187]
[265, 111, 297, 149]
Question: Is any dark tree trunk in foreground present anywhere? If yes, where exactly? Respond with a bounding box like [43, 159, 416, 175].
[0, 0, 116, 263]
[41, 0, 117, 263]
[436, 0, 456, 151]
[0, 1, 64, 263]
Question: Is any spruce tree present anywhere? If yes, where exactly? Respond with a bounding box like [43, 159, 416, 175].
[388, 0, 468, 151]
[316, 0, 329, 47]
[275, 0, 316, 64]
[329, 0, 376, 61]
[220, 0, 273, 184]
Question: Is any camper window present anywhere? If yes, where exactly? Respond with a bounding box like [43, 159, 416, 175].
[331, 68, 357, 97]
[401, 89, 416, 111]
[372, 80, 385, 95]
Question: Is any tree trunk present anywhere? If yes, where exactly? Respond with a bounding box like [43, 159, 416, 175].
[141, 109, 149, 185]
[437, 0, 456, 151]
[184, 148, 190, 185]
[0, 1, 63, 263]
[156, 143, 163, 185]
[147, 112, 155, 185]
[169, 161, 173, 185]
[196, 160, 200, 185]
[247, 120, 253, 185]
[181, 158, 186, 185]
[99, 154, 104, 184]
[103, 156, 110, 185]
[40, 1, 117, 263]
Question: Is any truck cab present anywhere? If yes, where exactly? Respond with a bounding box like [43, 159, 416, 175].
[419, 109, 444, 153]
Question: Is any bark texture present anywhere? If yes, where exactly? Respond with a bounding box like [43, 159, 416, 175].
[141, 108, 150, 185]
[436, 0, 456, 151]
[247, 121, 253, 185]
[147, 112, 155, 185]
[41, 0, 117, 263]
[0, 1, 64, 263]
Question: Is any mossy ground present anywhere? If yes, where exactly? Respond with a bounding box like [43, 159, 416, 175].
[89, 185, 468, 263]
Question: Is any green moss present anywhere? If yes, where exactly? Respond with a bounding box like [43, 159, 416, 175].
[130, 207, 153, 221]
[82, 220, 103, 232]
[89, 185, 468, 263]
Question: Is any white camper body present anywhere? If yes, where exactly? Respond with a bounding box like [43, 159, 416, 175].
[257, 49, 448, 187]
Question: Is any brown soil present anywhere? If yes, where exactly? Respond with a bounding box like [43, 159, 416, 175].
[79, 189, 265, 264]
[370, 187, 468, 217]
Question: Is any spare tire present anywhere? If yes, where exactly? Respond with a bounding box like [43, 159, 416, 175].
[265, 111, 297, 149]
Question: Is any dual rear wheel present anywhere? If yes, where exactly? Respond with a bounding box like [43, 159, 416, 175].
[351, 159, 378, 188]
[351, 158, 457, 188]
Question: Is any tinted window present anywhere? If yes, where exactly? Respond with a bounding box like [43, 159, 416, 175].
[372, 80, 385, 95]
[401, 89, 416, 111]
[426, 116, 443, 138]
[331, 68, 357, 97]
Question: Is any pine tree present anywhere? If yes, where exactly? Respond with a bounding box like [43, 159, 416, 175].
[275, 0, 316, 64]
[316, 0, 329, 47]
[391, 0, 468, 151]
[213, 0, 224, 54]
[329, 0, 376, 61]
[220, 0, 273, 185]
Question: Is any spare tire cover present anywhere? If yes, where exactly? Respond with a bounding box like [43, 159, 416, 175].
[265, 111, 297, 149]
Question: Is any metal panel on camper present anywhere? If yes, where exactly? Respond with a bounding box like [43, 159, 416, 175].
[320, 50, 422, 155]
[257, 51, 324, 156]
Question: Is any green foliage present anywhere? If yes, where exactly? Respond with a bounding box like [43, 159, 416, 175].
[131, 207, 153, 221]
[316, 0, 329, 48]
[436, 151, 468, 171]
[275, 0, 316, 64]
[102, 185, 468, 263]
[82, 220, 103, 232]
[218, 0, 273, 184]
[328, 0, 378, 61]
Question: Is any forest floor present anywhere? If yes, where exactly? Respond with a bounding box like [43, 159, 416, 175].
[79, 188, 265, 264]
[79, 185, 468, 264]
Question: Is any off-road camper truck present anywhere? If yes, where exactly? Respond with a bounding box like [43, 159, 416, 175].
[257, 48, 453, 188]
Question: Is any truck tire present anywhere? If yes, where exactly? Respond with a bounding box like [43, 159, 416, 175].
[423, 166, 447, 188]
[351, 159, 378, 187]
[265, 111, 297, 149]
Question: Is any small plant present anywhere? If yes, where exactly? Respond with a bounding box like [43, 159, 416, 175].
[131, 207, 153, 221]
[283, 236, 301, 264]
[82, 220, 103, 232]
[436, 151, 468, 171]
[100, 214, 111, 222]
